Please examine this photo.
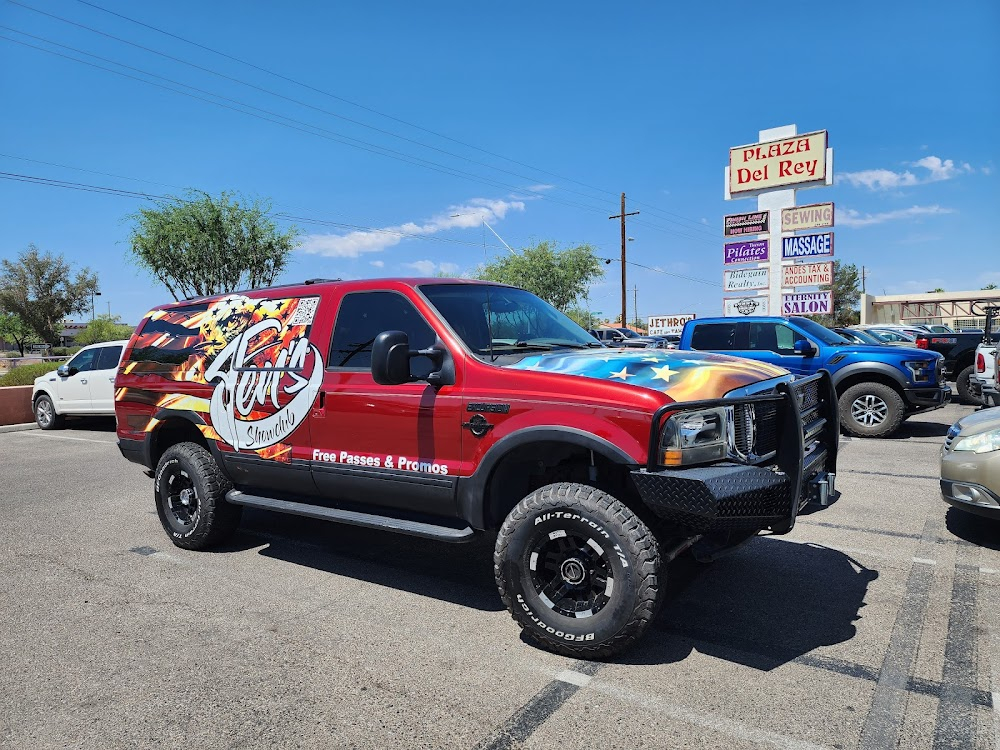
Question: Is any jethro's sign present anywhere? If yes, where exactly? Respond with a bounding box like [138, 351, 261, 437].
[729, 131, 828, 194]
[782, 262, 833, 288]
[647, 314, 695, 336]
[782, 202, 834, 232]
[723, 211, 769, 238]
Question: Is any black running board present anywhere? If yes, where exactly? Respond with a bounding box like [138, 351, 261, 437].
[226, 490, 476, 542]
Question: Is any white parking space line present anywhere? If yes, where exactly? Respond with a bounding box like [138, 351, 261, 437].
[583, 678, 835, 750]
[912, 557, 937, 566]
[554, 670, 592, 688]
[17, 432, 116, 445]
[981, 567, 998, 576]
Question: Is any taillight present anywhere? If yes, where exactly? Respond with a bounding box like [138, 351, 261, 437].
[915, 337, 929, 349]
[977, 353, 986, 372]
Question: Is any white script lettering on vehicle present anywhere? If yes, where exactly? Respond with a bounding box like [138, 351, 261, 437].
[205, 318, 324, 451]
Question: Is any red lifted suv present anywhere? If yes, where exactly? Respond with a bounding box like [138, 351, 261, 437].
[116, 278, 839, 656]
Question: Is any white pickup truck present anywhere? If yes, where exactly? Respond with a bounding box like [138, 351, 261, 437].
[31, 340, 128, 428]
[975, 340, 999, 407]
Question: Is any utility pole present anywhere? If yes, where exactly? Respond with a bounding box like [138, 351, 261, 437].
[632, 285, 639, 329]
[861, 265, 868, 294]
[609, 193, 638, 326]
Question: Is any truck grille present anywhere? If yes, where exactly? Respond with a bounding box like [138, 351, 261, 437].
[731, 402, 778, 461]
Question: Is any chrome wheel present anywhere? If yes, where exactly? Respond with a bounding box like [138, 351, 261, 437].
[35, 398, 54, 428]
[851, 394, 888, 427]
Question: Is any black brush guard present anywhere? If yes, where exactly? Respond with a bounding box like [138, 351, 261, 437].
[630, 371, 839, 535]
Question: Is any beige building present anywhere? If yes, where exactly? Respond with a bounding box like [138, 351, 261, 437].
[860, 290, 1000, 329]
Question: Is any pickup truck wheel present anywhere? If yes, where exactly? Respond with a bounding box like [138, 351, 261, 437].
[838, 382, 905, 438]
[494, 482, 662, 658]
[33, 394, 64, 430]
[956, 365, 985, 406]
[154, 442, 242, 550]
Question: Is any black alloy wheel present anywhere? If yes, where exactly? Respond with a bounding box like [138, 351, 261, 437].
[528, 528, 613, 620]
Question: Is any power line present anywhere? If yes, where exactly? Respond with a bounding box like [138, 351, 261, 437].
[10, 0, 723, 242]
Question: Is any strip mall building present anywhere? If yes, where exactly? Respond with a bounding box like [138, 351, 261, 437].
[861, 290, 1000, 329]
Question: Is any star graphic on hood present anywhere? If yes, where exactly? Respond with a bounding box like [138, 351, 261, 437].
[650, 364, 678, 382]
[608, 367, 633, 380]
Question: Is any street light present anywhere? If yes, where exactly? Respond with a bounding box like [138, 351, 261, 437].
[91, 290, 102, 321]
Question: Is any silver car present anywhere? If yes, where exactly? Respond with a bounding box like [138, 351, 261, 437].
[941, 407, 1000, 519]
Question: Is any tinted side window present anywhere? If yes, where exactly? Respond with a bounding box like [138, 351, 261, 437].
[67, 348, 99, 373]
[329, 292, 436, 373]
[97, 345, 123, 370]
[690, 323, 737, 350]
[749, 323, 797, 354]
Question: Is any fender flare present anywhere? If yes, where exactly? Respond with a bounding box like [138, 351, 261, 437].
[456, 426, 637, 530]
[145, 408, 233, 480]
[831, 361, 908, 391]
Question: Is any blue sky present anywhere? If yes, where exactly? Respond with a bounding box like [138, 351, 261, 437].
[1, 0, 997, 324]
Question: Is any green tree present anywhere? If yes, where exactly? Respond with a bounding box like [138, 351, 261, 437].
[74, 314, 135, 346]
[0, 311, 40, 356]
[127, 191, 299, 301]
[983, 283, 998, 290]
[0, 244, 99, 345]
[565, 306, 601, 330]
[814, 261, 861, 327]
[474, 241, 604, 311]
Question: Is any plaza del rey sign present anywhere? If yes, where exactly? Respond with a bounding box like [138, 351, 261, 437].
[729, 131, 828, 194]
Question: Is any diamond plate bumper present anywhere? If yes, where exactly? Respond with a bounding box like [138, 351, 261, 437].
[633, 371, 840, 535]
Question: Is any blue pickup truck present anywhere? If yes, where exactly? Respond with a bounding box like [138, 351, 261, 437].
[680, 316, 949, 437]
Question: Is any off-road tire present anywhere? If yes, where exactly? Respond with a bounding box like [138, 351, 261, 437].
[838, 382, 906, 438]
[956, 365, 984, 406]
[33, 394, 64, 430]
[154, 442, 242, 550]
[494, 482, 662, 658]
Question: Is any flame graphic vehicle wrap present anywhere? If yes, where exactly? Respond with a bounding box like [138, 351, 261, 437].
[118, 294, 322, 457]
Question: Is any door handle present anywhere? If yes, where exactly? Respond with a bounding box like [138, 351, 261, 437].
[80, 378, 88, 384]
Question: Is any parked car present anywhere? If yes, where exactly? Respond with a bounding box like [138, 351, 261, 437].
[973, 307, 1000, 407]
[115, 279, 841, 657]
[912, 317, 996, 405]
[680, 316, 948, 438]
[834, 327, 915, 348]
[861, 327, 918, 344]
[31, 340, 128, 428]
[941, 407, 1000, 520]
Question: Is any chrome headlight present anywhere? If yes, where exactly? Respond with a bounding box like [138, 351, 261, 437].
[952, 428, 1000, 454]
[660, 407, 728, 466]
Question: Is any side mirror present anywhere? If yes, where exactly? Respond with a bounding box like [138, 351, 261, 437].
[793, 339, 817, 356]
[371, 331, 451, 387]
[371, 331, 414, 385]
[57, 364, 72, 377]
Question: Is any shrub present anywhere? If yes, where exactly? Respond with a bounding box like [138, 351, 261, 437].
[50, 346, 81, 357]
[0, 361, 63, 387]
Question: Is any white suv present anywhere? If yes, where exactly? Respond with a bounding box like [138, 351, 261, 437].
[32, 340, 128, 429]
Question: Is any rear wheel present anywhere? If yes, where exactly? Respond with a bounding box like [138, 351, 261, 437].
[494, 482, 662, 658]
[154, 442, 242, 550]
[956, 365, 985, 406]
[33, 395, 64, 430]
[838, 382, 905, 438]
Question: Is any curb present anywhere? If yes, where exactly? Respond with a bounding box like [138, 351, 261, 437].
[0, 422, 39, 434]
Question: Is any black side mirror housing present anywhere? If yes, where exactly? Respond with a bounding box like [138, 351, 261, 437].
[371, 331, 453, 387]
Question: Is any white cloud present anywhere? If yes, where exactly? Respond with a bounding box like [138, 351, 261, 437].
[839, 205, 953, 228]
[404, 260, 460, 276]
[840, 155, 974, 191]
[369, 260, 384, 268]
[298, 198, 525, 258]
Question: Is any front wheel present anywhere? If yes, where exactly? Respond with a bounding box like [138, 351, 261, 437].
[34, 395, 64, 430]
[154, 442, 242, 550]
[838, 382, 906, 438]
[494, 483, 662, 658]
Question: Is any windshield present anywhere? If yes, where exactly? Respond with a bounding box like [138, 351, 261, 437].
[616, 328, 641, 339]
[420, 284, 600, 357]
[790, 317, 850, 345]
[843, 328, 880, 345]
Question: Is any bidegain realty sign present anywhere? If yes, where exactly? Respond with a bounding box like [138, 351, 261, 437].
[729, 131, 828, 195]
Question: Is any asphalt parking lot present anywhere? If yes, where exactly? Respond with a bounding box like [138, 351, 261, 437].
[1, 402, 998, 750]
